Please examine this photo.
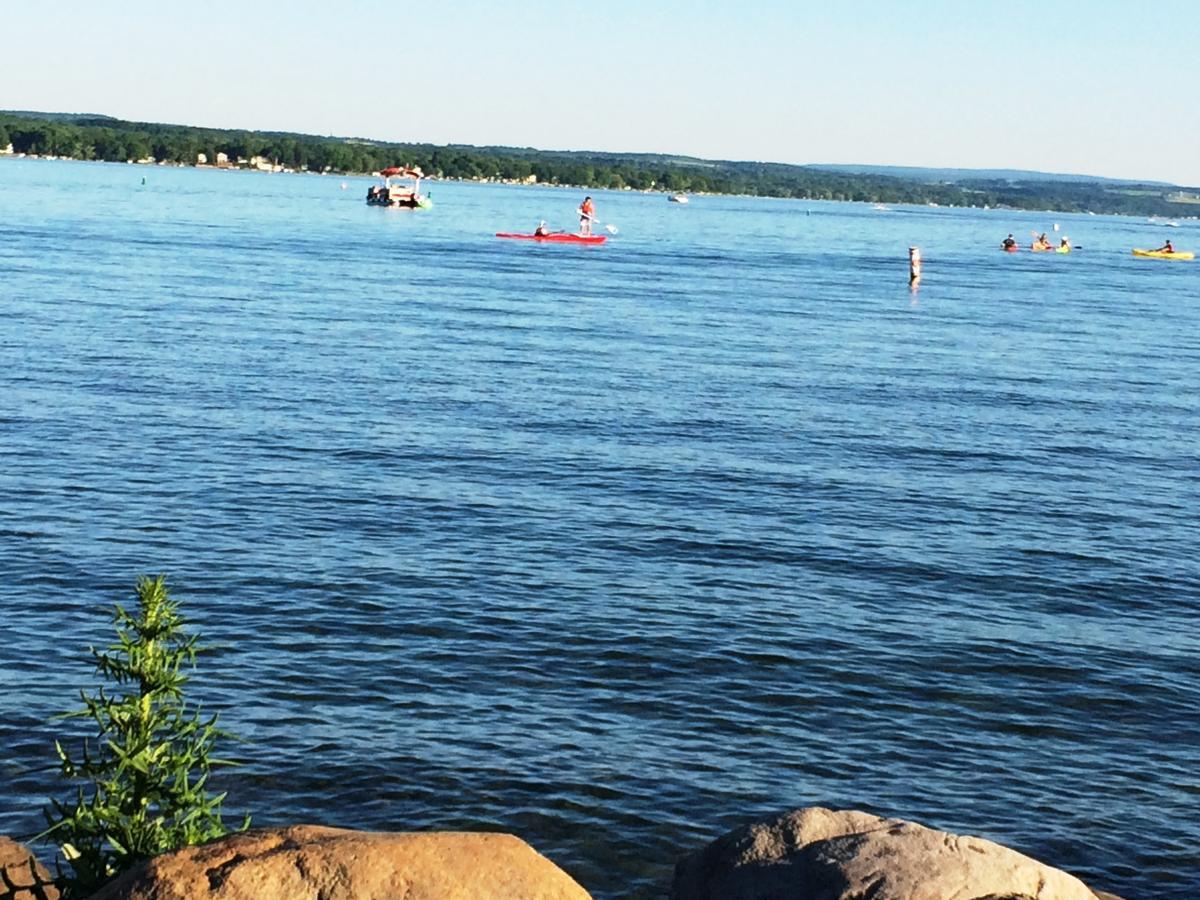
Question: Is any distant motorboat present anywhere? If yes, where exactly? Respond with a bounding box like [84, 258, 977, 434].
[669, 194, 688, 204]
[366, 167, 432, 209]
[872, 203, 889, 211]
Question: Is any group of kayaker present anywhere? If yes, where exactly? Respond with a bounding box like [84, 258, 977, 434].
[1003, 232, 1186, 256]
[1033, 233, 1070, 252]
[1003, 232, 1071, 253]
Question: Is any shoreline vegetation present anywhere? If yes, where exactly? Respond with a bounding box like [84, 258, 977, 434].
[2, 110, 1198, 218]
[40, 577, 245, 897]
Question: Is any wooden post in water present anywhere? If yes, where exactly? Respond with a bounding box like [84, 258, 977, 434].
[909, 246, 922, 285]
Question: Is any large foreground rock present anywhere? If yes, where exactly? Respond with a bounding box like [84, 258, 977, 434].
[0, 836, 59, 900]
[90, 825, 590, 900]
[672, 807, 1122, 900]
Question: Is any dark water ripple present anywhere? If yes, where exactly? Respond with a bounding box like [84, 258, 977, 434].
[2, 161, 1199, 898]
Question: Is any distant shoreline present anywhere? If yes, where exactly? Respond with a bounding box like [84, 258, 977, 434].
[6, 155, 1200, 223]
[3, 110, 1198, 218]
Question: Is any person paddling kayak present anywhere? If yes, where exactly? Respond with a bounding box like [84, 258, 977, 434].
[579, 196, 596, 236]
[1002, 234, 1017, 250]
[534, 220, 551, 237]
[1154, 239, 1175, 254]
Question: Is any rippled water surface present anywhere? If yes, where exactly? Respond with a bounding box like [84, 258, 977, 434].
[2, 159, 1198, 898]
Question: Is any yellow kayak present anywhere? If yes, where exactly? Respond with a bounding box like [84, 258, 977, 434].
[1132, 249, 1195, 260]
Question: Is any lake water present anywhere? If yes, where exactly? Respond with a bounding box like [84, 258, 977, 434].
[1, 158, 1197, 898]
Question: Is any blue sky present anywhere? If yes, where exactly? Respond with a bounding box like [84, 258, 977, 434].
[5, 1, 1198, 185]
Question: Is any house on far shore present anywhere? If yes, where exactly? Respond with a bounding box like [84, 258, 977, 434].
[249, 155, 282, 173]
[216, 152, 230, 167]
[0, 142, 12, 155]
[197, 152, 208, 165]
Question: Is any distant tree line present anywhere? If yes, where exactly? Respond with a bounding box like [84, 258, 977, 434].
[1, 112, 1193, 217]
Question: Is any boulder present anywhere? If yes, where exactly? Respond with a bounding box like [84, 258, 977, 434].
[90, 825, 590, 900]
[672, 807, 1122, 900]
[0, 836, 59, 900]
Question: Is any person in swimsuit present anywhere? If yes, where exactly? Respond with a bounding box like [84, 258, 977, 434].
[579, 196, 595, 236]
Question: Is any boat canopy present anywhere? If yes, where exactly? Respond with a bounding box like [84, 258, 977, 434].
[379, 166, 423, 178]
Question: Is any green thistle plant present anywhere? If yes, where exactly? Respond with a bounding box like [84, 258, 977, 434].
[40, 576, 247, 896]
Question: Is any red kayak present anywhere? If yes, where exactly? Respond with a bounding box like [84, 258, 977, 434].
[495, 232, 606, 245]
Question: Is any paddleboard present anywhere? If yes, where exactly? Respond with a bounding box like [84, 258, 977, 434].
[496, 232, 607, 245]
